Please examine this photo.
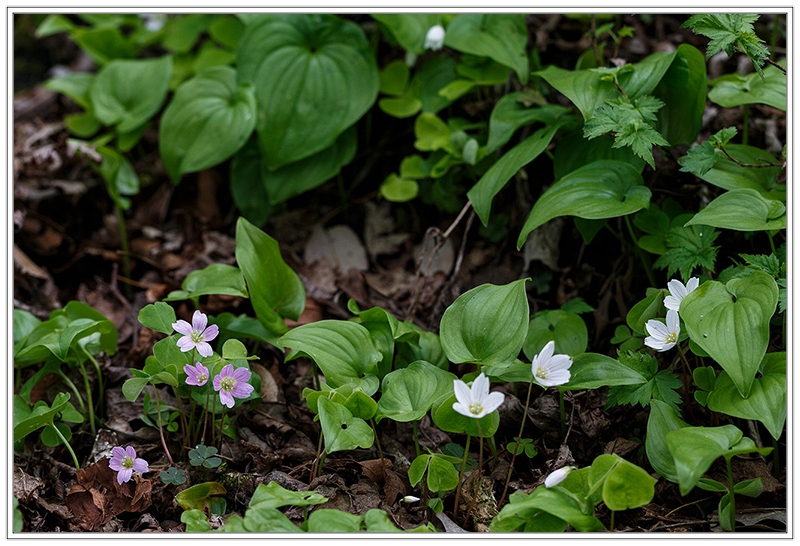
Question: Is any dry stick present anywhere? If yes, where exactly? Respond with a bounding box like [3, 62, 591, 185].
[764, 57, 787, 74]
[497, 380, 535, 509]
[463, 421, 484, 528]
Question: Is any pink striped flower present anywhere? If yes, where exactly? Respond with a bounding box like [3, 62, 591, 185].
[213, 364, 254, 408]
[184, 362, 209, 387]
[172, 310, 219, 357]
[108, 446, 149, 484]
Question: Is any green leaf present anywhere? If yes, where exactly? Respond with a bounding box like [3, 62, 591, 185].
[238, 14, 378, 169]
[653, 44, 707, 146]
[706, 352, 785, 439]
[380, 174, 419, 202]
[410, 56, 461, 114]
[607, 359, 682, 414]
[122, 377, 150, 402]
[181, 510, 211, 532]
[249, 481, 329, 509]
[553, 131, 645, 181]
[35, 14, 77, 37]
[15, 317, 111, 365]
[680, 141, 720, 176]
[626, 289, 666, 335]
[306, 509, 363, 532]
[439, 279, 529, 367]
[90, 56, 172, 133]
[685, 188, 786, 231]
[375, 360, 456, 423]
[235, 218, 305, 334]
[371, 14, 441, 54]
[691, 144, 784, 202]
[468, 121, 566, 226]
[709, 64, 786, 110]
[138, 302, 177, 335]
[175, 482, 227, 512]
[13, 392, 71, 442]
[667, 425, 772, 495]
[427, 454, 461, 492]
[209, 15, 245, 50]
[682, 14, 769, 79]
[364, 508, 435, 532]
[681, 272, 778, 397]
[524, 310, 588, 359]
[444, 14, 529, 83]
[518, 160, 651, 249]
[44, 73, 95, 110]
[646, 399, 690, 483]
[563, 352, 648, 390]
[432, 393, 500, 437]
[162, 14, 210, 54]
[733, 478, 764, 497]
[317, 397, 374, 454]
[490, 487, 605, 532]
[653, 224, 720, 281]
[72, 27, 138, 65]
[165, 264, 248, 301]
[598, 455, 657, 511]
[159, 66, 256, 183]
[281, 320, 381, 395]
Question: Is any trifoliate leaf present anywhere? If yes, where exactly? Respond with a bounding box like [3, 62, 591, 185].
[654, 224, 720, 281]
[682, 14, 770, 79]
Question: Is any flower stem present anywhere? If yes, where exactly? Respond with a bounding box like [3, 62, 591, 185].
[452, 434, 471, 523]
[218, 406, 227, 452]
[412, 420, 420, 458]
[610, 510, 615, 531]
[56, 370, 85, 415]
[463, 422, 484, 528]
[81, 348, 104, 420]
[49, 423, 80, 470]
[726, 456, 736, 532]
[76, 358, 96, 438]
[497, 380, 534, 510]
[624, 215, 656, 287]
[151, 383, 174, 465]
[201, 381, 211, 445]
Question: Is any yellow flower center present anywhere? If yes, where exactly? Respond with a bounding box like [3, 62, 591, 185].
[220, 377, 235, 392]
[197, 373, 207, 383]
[665, 332, 677, 344]
[190, 331, 204, 343]
[535, 367, 547, 379]
[468, 402, 483, 415]
[121, 456, 134, 469]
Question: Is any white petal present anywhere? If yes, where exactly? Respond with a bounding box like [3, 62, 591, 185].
[663, 295, 681, 312]
[686, 277, 700, 293]
[483, 391, 505, 413]
[547, 354, 573, 372]
[452, 402, 473, 418]
[453, 379, 472, 406]
[539, 340, 555, 363]
[667, 279, 687, 299]
[659, 339, 676, 352]
[545, 467, 570, 488]
[645, 319, 668, 338]
[192, 310, 207, 332]
[644, 336, 664, 351]
[472, 373, 490, 399]
[546, 369, 571, 386]
[666, 309, 680, 333]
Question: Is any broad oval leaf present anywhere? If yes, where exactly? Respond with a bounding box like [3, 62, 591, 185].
[439, 279, 529, 367]
[165, 263, 248, 301]
[691, 144, 784, 201]
[654, 44, 706, 146]
[281, 320, 381, 395]
[563, 352, 648, 390]
[444, 14, 529, 83]
[90, 56, 172, 133]
[249, 481, 328, 509]
[375, 360, 457, 423]
[709, 64, 786, 110]
[681, 272, 778, 397]
[523, 310, 588, 359]
[371, 14, 441, 54]
[601, 456, 657, 511]
[489, 487, 605, 532]
[235, 218, 306, 335]
[238, 14, 378, 169]
[317, 397, 374, 454]
[517, 160, 651, 249]
[706, 352, 786, 440]
[307, 509, 363, 533]
[684, 188, 786, 231]
[159, 66, 257, 183]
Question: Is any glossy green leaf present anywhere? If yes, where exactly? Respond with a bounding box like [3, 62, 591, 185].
[122, 377, 149, 402]
[215, 313, 282, 349]
[41, 422, 72, 447]
[138, 302, 177, 335]
[445, 14, 529, 83]
[490, 487, 605, 532]
[343, 389, 378, 421]
[409, 453, 460, 493]
[690, 144, 784, 201]
[153, 337, 191, 371]
[159, 66, 256, 183]
[432, 392, 499, 437]
[376, 360, 456, 423]
[667, 425, 772, 495]
[371, 14, 441, 53]
[709, 64, 786, 110]
[486, 96, 569, 154]
[626, 289, 666, 335]
[685, 188, 786, 231]
[72, 27, 138, 65]
[306, 509, 363, 532]
[249, 481, 329, 509]
[15, 317, 111, 366]
[469, 122, 566, 227]
[653, 44, 706, 146]
[681, 272, 778, 397]
[58, 301, 118, 356]
[517, 160, 651, 249]
[90, 56, 172, 133]
[180, 510, 211, 532]
[439, 279, 529, 367]
[238, 14, 378, 169]
[562, 352, 648, 390]
[317, 397, 373, 454]
[281, 320, 381, 395]
[235, 217, 305, 334]
[44, 73, 94, 110]
[645, 400, 689, 483]
[13, 309, 41, 353]
[175, 482, 227, 512]
[706, 352, 786, 439]
[165, 264, 248, 301]
[599, 455, 657, 511]
[524, 310, 588, 359]
[13, 392, 71, 442]
[733, 478, 764, 497]
[380, 174, 419, 202]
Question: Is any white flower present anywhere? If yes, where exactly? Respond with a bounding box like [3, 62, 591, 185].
[544, 466, 575, 488]
[401, 495, 421, 503]
[644, 309, 680, 352]
[532, 340, 572, 387]
[139, 13, 166, 32]
[664, 277, 699, 313]
[424, 25, 446, 51]
[452, 373, 504, 419]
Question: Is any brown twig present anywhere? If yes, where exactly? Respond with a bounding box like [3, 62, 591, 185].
[763, 57, 787, 74]
[720, 147, 783, 168]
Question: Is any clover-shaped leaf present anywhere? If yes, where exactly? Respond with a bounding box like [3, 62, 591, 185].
[160, 467, 187, 485]
[189, 445, 222, 468]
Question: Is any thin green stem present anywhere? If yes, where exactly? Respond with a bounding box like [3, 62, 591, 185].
[76, 359, 96, 437]
[772, 437, 780, 479]
[201, 381, 211, 444]
[317, 451, 327, 478]
[767, 232, 777, 255]
[218, 406, 227, 451]
[558, 389, 566, 439]
[311, 433, 324, 482]
[453, 435, 471, 523]
[742, 105, 750, 146]
[726, 456, 736, 532]
[610, 510, 615, 532]
[188, 399, 196, 449]
[82, 349, 104, 420]
[114, 205, 131, 297]
[498, 380, 535, 510]
[56, 370, 85, 415]
[171, 386, 189, 452]
[49, 423, 80, 470]
[624, 215, 657, 287]
[370, 419, 387, 482]
[151, 383, 174, 465]
[412, 420, 420, 458]
[770, 14, 780, 61]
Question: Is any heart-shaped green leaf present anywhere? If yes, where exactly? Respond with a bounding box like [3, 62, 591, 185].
[13, 392, 71, 442]
[306, 509, 363, 532]
[376, 360, 456, 423]
[90, 56, 172, 133]
[281, 320, 381, 395]
[175, 482, 227, 512]
[159, 66, 256, 183]
[524, 310, 588, 359]
[562, 353, 648, 390]
[685, 188, 786, 231]
[165, 263, 248, 301]
[317, 397, 374, 454]
[371, 14, 441, 54]
[490, 487, 605, 532]
[681, 272, 778, 397]
[238, 14, 378, 169]
[706, 352, 786, 439]
[518, 160, 651, 249]
[138, 302, 177, 335]
[597, 454, 657, 511]
[439, 279, 529, 367]
[235, 217, 305, 335]
[409, 453, 460, 493]
[444, 15, 529, 83]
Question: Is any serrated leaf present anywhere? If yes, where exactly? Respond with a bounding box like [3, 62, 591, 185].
[680, 141, 720, 176]
[653, 224, 719, 281]
[682, 14, 769, 79]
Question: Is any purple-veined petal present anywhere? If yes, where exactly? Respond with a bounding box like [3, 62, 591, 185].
[452, 402, 472, 418]
[213, 375, 223, 391]
[109, 458, 123, 471]
[172, 320, 193, 336]
[133, 458, 149, 473]
[195, 342, 213, 358]
[117, 468, 133, 484]
[176, 336, 195, 352]
[125, 446, 137, 459]
[453, 379, 472, 406]
[232, 382, 254, 399]
[111, 446, 126, 459]
[192, 310, 207, 332]
[483, 391, 505, 413]
[183, 364, 197, 378]
[232, 367, 252, 382]
[219, 390, 235, 408]
[203, 324, 219, 341]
